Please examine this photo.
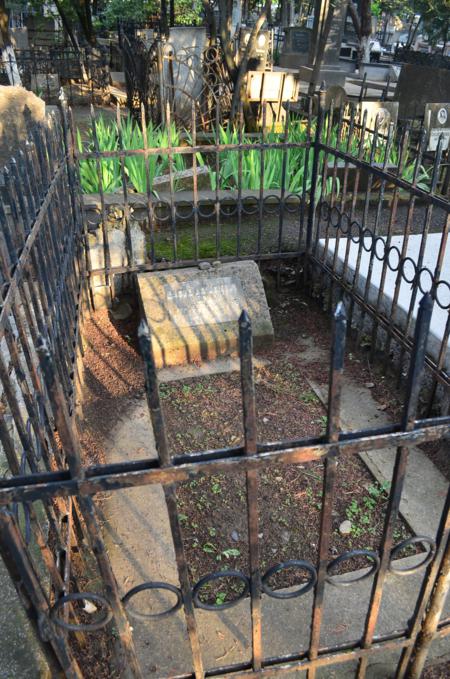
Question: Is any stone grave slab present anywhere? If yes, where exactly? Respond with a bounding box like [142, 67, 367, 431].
[137, 261, 274, 368]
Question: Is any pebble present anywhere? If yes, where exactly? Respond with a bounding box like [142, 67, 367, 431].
[198, 262, 211, 270]
[365, 382, 375, 389]
[231, 530, 240, 542]
[339, 520, 352, 536]
[282, 530, 290, 543]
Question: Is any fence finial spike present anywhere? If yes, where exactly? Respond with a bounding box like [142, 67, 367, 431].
[239, 309, 251, 326]
[36, 335, 51, 358]
[419, 291, 433, 311]
[334, 300, 347, 321]
[138, 319, 151, 340]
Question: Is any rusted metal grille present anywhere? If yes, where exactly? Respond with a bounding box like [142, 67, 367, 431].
[0, 97, 448, 679]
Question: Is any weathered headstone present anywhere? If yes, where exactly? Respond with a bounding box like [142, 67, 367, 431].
[424, 103, 450, 151]
[137, 261, 274, 368]
[0, 86, 45, 166]
[394, 64, 450, 120]
[358, 101, 399, 133]
[279, 27, 311, 68]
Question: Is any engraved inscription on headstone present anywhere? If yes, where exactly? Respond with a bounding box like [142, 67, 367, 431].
[291, 27, 310, 53]
[165, 277, 245, 327]
[425, 103, 450, 151]
[137, 261, 274, 368]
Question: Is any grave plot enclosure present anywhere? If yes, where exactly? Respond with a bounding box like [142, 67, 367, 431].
[0, 98, 448, 679]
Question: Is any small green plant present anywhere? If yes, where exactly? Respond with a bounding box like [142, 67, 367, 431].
[344, 481, 390, 539]
[299, 390, 319, 404]
[215, 591, 227, 606]
[202, 543, 241, 561]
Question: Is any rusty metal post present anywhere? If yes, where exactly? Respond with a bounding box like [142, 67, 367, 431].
[407, 533, 450, 678]
[37, 339, 143, 679]
[0, 509, 83, 679]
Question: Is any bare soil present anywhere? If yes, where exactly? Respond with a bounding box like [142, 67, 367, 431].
[80, 278, 419, 607]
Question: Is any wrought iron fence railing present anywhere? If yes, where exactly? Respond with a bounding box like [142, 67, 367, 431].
[0, 96, 447, 678]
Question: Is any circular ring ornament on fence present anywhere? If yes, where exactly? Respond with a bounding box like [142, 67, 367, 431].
[374, 236, 386, 261]
[241, 195, 259, 215]
[219, 198, 238, 217]
[50, 592, 113, 632]
[192, 570, 250, 610]
[389, 536, 436, 575]
[436, 280, 450, 309]
[362, 228, 375, 253]
[122, 581, 182, 619]
[153, 200, 171, 223]
[284, 193, 301, 213]
[330, 206, 341, 229]
[326, 550, 380, 587]
[198, 200, 216, 219]
[340, 213, 351, 235]
[175, 201, 195, 221]
[387, 245, 401, 272]
[319, 201, 330, 222]
[400, 257, 417, 285]
[262, 194, 281, 215]
[418, 267, 434, 295]
[261, 560, 317, 599]
[350, 221, 363, 244]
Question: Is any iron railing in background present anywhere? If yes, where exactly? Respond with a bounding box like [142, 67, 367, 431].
[0, 46, 110, 105]
[76, 99, 449, 413]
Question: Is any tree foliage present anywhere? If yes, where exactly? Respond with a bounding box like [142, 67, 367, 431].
[414, 0, 450, 45]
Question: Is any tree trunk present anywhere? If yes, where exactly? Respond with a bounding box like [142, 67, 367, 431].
[73, 0, 96, 46]
[359, 0, 372, 63]
[202, 0, 217, 43]
[54, 0, 81, 53]
[218, 0, 237, 80]
[230, 0, 271, 122]
[161, 0, 169, 37]
[308, 0, 336, 95]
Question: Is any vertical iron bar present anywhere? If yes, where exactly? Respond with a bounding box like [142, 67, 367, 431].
[356, 293, 433, 679]
[139, 322, 204, 678]
[308, 302, 347, 679]
[37, 341, 143, 679]
[239, 311, 261, 670]
[191, 101, 200, 262]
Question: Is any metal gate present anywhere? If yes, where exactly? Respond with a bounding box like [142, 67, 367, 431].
[0, 98, 448, 678]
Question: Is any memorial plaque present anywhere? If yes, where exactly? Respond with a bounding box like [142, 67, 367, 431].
[138, 261, 274, 368]
[424, 103, 450, 151]
[165, 277, 245, 327]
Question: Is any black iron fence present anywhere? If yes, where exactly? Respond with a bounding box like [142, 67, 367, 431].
[76, 99, 449, 412]
[0, 97, 448, 678]
[0, 46, 110, 105]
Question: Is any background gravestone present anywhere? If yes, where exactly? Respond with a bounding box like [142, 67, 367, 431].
[0, 86, 45, 166]
[279, 27, 311, 68]
[424, 103, 450, 151]
[395, 64, 450, 120]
